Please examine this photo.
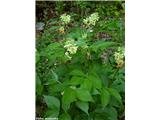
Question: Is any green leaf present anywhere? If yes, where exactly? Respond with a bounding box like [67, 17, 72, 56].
[49, 26, 60, 31]
[105, 106, 118, 120]
[59, 113, 71, 120]
[76, 101, 89, 115]
[41, 43, 64, 59]
[80, 78, 92, 92]
[94, 106, 118, 120]
[45, 109, 59, 118]
[51, 70, 61, 84]
[46, 43, 62, 50]
[92, 89, 100, 95]
[100, 88, 110, 108]
[108, 88, 122, 103]
[36, 51, 40, 63]
[111, 79, 125, 93]
[76, 89, 93, 102]
[44, 95, 60, 109]
[88, 74, 102, 90]
[69, 76, 84, 85]
[44, 70, 61, 85]
[48, 84, 65, 94]
[90, 41, 116, 52]
[69, 69, 86, 77]
[62, 88, 77, 111]
[51, 70, 58, 80]
[75, 40, 86, 47]
[36, 76, 43, 95]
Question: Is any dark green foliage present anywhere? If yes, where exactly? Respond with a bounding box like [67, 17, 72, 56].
[36, 1, 125, 120]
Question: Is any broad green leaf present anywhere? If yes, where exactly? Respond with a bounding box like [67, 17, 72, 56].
[88, 75, 102, 90]
[100, 88, 110, 108]
[90, 41, 116, 52]
[76, 101, 89, 115]
[62, 88, 76, 111]
[76, 89, 93, 102]
[59, 113, 71, 120]
[51, 70, 61, 84]
[47, 83, 65, 94]
[46, 43, 62, 50]
[69, 76, 84, 85]
[111, 79, 125, 93]
[75, 40, 86, 47]
[94, 106, 118, 120]
[106, 106, 118, 120]
[45, 109, 59, 118]
[44, 70, 61, 85]
[108, 88, 122, 103]
[69, 69, 86, 77]
[51, 70, 58, 81]
[44, 95, 60, 109]
[92, 89, 100, 95]
[41, 43, 64, 59]
[80, 78, 92, 92]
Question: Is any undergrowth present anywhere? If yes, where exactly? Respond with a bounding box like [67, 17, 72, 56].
[36, 1, 125, 120]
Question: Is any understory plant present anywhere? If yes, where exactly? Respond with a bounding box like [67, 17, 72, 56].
[36, 6, 125, 120]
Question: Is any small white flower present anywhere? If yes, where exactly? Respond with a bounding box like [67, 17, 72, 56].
[83, 19, 88, 25]
[68, 46, 78, 54]
[65, 52, 72, 59]
[64, 39, 78, 59]
[60, 14, 71, 24]
[114, 47, 125, 68]
[83, 12, 99, 27]
[89, 30, 93, 32]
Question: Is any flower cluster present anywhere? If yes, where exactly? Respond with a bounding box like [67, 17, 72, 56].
[64, 39, 78, 59]
[83, 12, 99, 27]
[114, 47, 125, 68]
[60, 14, 71, 24]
